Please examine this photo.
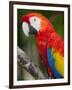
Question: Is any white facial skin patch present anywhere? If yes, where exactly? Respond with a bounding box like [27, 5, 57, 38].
[29, 16, 41, 32]
[22, 22, 29, 37]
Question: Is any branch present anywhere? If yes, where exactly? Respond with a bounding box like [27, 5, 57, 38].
[17, 47, 46, 79]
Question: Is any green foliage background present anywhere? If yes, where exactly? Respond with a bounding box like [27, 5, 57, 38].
[17, 9, 64, 80]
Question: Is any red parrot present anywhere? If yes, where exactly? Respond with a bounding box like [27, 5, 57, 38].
[21, 13, 64, 78]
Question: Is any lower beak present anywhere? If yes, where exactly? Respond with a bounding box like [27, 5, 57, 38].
[29, 25, 37, 35]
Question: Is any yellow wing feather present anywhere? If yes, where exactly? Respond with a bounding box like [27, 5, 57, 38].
[52, 49, 64, 77]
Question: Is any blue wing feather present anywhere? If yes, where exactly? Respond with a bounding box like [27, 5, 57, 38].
[47, 48, 62, 78]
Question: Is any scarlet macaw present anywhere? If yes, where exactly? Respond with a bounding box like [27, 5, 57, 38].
[21, 13, 64, 78]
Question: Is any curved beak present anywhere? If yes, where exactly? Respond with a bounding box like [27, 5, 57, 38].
[22, 22, 37, 37]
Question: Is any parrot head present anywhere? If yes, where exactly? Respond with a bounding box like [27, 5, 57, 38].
[21, 13, 51, 37]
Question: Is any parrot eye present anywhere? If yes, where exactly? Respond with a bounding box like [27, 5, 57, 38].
[33, 18, 36, 21]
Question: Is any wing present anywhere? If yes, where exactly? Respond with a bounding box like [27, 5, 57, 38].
[47, 48, 64, 78]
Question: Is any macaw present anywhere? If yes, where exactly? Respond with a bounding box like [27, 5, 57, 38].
[21, 13, 64, 78]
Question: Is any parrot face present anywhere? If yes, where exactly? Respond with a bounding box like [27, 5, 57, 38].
[21, 13, 41, 37]
[29, 16, 41, 31]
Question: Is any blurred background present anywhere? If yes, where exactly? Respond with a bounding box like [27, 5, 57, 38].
[17, 9, 64, 80]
